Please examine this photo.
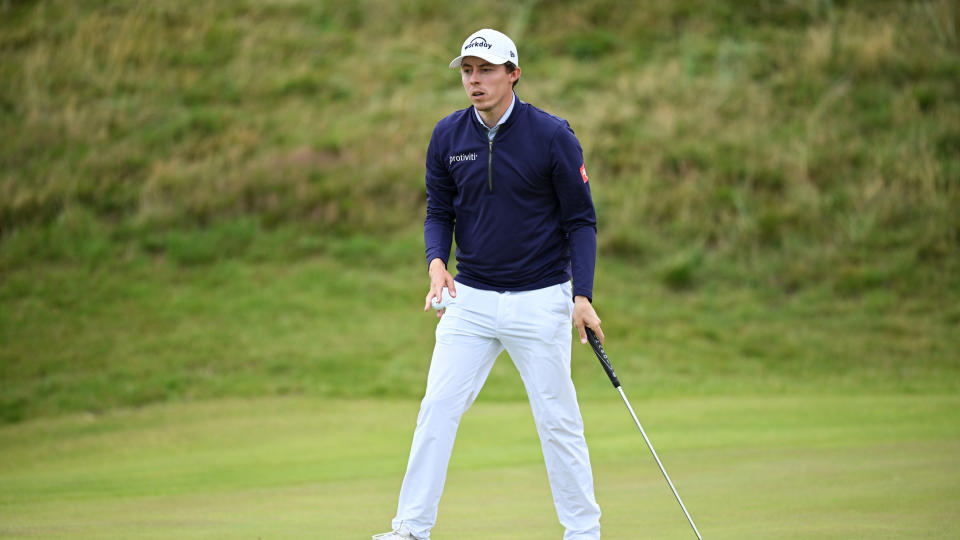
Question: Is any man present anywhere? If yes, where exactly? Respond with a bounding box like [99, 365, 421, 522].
[374, 28, 605, 540]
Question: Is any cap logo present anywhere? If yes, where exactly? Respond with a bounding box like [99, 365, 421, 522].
[464, 36, 493, 51]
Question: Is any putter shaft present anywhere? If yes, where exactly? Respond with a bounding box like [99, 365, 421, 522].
[616, 386, 703, 540]
[585, 328, 703, 540]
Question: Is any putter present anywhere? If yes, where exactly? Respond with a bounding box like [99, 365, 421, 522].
[585, 327, 703, 540]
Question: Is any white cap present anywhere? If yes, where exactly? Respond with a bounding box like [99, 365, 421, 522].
[449, 29, 519, 69]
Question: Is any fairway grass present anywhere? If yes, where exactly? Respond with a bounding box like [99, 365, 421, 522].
[0, 394, 957, 539]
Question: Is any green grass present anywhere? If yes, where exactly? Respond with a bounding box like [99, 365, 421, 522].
[1, 3, 958, 536]
[2, 0, 958, 291]
[1, 1, 957, 422]
[0, 394, 957, 539]
[2, 227, 957, 423]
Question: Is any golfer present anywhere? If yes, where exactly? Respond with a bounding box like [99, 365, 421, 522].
[375, 28, 604, 540]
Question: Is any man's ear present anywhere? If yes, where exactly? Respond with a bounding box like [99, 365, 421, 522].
[511, 67, 521, 83]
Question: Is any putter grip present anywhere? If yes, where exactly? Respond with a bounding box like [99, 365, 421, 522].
[586, 328, 620, 388]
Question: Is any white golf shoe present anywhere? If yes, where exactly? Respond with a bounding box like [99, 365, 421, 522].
[372, 526, 421, 540]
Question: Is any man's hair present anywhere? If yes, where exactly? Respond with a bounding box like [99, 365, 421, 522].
[505, 62, 519, 88]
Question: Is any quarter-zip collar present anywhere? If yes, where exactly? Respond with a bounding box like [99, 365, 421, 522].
[473, 93, 518, 193]
[474, 92, 516, 140]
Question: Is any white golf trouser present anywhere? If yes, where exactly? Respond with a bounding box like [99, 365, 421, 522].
[392, 282, 602, 540]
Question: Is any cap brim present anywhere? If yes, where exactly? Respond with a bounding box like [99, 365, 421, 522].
[449, 52, 510, 69]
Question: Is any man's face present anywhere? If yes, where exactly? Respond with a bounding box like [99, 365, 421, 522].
[460, 56, 519, 113]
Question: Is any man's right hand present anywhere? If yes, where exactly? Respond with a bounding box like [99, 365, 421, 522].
[424, 258, 457, 318]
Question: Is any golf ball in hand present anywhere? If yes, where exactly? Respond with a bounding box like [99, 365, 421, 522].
[431, 287, 451, 310]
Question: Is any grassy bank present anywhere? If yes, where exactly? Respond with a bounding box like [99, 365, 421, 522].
[2, 228, 957, 423]
[2, 1, 958, 289]
[1, 1, 958, 422]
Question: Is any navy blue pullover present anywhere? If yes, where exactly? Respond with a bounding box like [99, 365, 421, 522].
[424, 97, 598, 300]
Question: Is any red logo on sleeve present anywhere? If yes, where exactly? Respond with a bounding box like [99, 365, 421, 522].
[580, 163, 589, 183]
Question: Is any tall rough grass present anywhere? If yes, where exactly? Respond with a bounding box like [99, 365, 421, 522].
[2, 1, 959, 423]
[1, 0, 958, 292]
